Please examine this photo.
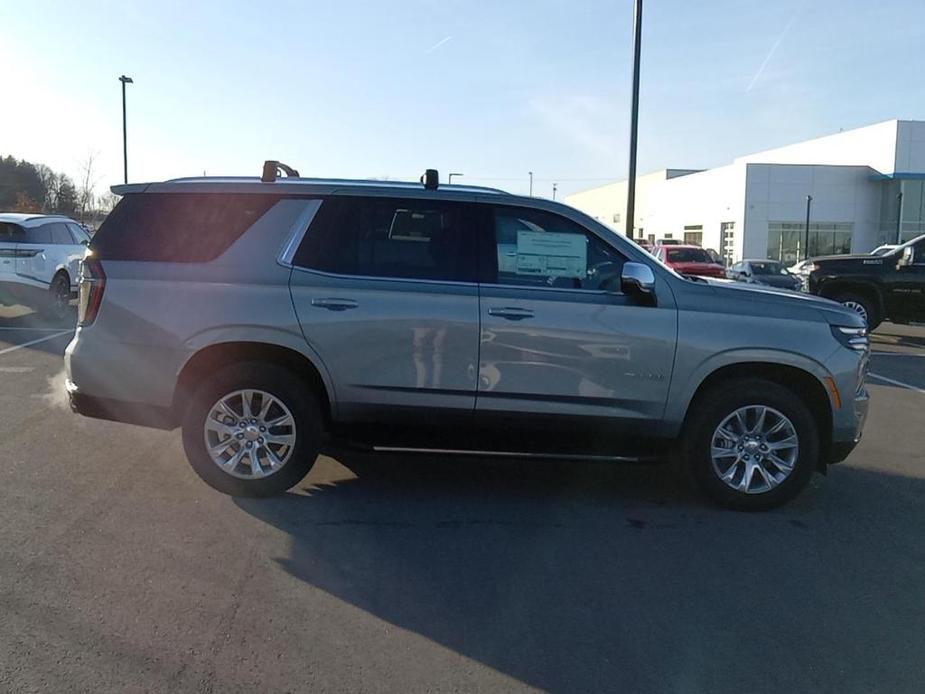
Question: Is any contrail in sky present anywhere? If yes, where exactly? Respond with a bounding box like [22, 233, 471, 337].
[425, 36, 452, 53]
[745, 11, 800, 93]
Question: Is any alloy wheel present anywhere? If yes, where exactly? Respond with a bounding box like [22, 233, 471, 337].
[710, 405, 799, 494]
[203, 389, 297, 479]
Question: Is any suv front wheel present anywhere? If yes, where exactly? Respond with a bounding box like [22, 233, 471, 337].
[181, 362, 322, 496]
[681, 378, 819, 511]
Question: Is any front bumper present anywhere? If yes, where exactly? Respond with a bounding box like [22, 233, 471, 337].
[828, 385, 869, 464]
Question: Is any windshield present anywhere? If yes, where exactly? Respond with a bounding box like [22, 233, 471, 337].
[667, 248, 712, 263]
[750, 261, 787, 275]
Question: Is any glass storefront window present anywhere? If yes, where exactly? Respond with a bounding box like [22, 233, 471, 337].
[767, 222, 853, 265]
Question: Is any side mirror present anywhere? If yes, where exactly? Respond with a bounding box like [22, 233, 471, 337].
[621, 261, 656, 297]
[898, 246, 914, 268]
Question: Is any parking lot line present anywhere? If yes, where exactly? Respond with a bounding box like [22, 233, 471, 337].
[868, 372, 925, 395]
[0, 331, 72, 356]
[0, 327, 78, 332]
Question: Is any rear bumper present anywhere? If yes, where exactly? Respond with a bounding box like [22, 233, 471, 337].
[66, 378, 177, 430]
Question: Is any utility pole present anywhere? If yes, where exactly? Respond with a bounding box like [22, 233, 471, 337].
[624, 0, 643, 240]
[528, 171, 534, 197]
[803, 195, 813, 260]
[119, 75, 134, 184]
[552, 182, 558, 200]
[896, 189, 904, 244]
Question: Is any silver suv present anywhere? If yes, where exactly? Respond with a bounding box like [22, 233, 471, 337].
[0, 213, 90, 317]
[65, 165, 870, 510]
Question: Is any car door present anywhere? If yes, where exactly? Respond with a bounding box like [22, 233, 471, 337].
[894, 237, 925, 320]
[65, 223, 91, 285]
[0, 222, 22, 287]
[475, 205, 677, 441]
[15, 222, 51, 287]
[289, 194, 482, 423]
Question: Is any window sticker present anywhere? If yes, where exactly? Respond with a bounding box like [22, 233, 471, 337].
[515, 230, 587, 278]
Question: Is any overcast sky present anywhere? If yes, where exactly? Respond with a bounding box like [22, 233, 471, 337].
[2, 0, 923, 199]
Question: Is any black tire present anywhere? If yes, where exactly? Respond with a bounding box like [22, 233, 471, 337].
[40, 272, 72, 320]
[830, 291, 881, 331]
[681, 378, 820, 511]
[181, 361, 322, 496]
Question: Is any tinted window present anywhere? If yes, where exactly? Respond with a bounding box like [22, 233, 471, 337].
[750, 261, 786, 275]
[67, 223, 91, 244]
[21, 224, 52, 244]
[0, 222, 23, 242]
[49, 223, 73, 245]
[294, 197, 479, 282]
[667, 247, 712, 263]
[91, 193, 280, 262]
[490, 207, 625, 291]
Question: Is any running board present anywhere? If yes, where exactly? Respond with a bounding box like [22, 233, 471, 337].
[371, 446, 649, 463]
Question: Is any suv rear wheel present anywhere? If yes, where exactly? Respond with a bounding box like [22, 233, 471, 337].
[681, 378, 819, 511]
[181, 362, 322, 496]
[40, 272, 71, 320]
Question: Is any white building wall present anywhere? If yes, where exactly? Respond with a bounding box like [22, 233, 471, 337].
[639, 164, 746, 257]
[743, 164, 882, 258]
[894, 121, 925, 173]
[736, 120, 899, 174]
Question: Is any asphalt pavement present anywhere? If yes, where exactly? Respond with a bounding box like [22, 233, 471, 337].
[1, 306, 924, 694]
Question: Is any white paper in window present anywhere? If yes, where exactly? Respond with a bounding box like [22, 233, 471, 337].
[515, 230, 587, 278]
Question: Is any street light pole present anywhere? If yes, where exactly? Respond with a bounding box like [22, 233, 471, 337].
[896, 189, 904, 244]
[624, 0, 643, 241]
[552, 182, 558, 200]
[528, 171, 533, 197]
[803, 195, 813, 260]
[119, 75, 134, 184]
[448, 172, 463, 185]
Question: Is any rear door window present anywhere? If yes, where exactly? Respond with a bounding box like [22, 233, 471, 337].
[91, 193, 280, 262]
[67, 223, 91, 244]
[294, 196, 480, 282]
[21, 224, 52, 245]
[49, 223, 74, 245]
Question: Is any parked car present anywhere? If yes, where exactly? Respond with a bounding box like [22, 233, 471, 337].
[653, 244, 726, 278]
[727, 259, 802, 291]
[65, 164, 870, 511]
[0, 213, 90, 317]
[800, 233, 925, 330]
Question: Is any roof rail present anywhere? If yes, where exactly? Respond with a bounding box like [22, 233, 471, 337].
[261, 160, 300, 183]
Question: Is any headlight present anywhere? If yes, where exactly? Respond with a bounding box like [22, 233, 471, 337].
[831, 325, 869, 352]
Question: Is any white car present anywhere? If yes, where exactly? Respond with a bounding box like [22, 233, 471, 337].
[0, 213, 90, 318]
[870, 244, 900, 256]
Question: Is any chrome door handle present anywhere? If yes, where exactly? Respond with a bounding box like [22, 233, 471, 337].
[311, 298, 358, 311]
[487, 307, 535, 320]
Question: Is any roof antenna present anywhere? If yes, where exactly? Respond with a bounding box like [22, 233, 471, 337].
[262, 160, 300, 182]
[420, 169, 439, 190]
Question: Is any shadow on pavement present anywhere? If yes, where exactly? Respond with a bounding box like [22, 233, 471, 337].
[871, 322, 925, 351]
[234, 451, 925, 693]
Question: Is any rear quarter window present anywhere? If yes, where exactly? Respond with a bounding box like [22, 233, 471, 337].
[90, 193, 280, 262]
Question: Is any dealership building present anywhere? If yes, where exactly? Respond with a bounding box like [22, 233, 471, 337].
[565, 119, 925, 265]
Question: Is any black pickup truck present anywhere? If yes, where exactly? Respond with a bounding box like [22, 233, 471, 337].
[802, 233, 925, 330]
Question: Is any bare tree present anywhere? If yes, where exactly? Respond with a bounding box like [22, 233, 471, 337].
[77, 152, 100, 222]
[97, 191, 120, 214]
[35, 164, 57, 211]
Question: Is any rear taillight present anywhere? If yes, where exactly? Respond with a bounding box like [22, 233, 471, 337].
[77, 256, 106, 326]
